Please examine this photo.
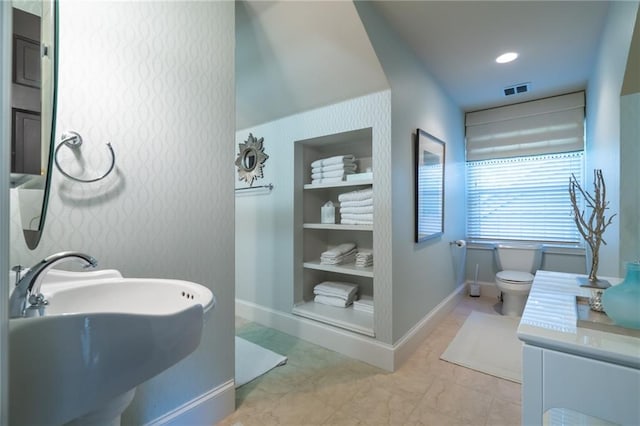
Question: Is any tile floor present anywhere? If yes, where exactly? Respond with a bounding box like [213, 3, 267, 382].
[219, 296, 522, 425]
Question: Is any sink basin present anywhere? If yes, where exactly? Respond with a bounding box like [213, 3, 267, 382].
[9, 270, 215, 426]
[43, 277, 215, 315]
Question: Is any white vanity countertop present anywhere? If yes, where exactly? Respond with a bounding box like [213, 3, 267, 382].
[517, 270, 640, 369]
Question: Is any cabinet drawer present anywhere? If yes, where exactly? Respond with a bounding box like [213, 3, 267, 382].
[543, 350, 640, 425]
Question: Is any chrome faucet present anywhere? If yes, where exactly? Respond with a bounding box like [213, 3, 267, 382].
[9, 251, 98, 318]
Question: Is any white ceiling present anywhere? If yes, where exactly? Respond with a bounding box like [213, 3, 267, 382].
[236, 1, 614, 129]
[372, 1, 611, 112]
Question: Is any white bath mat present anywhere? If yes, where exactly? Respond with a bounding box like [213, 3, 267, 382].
[235, 336, 287, 388]
[440, 311, 522, 383]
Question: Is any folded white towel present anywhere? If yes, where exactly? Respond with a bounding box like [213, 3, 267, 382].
[339, 198, 373, 208]
[353, 295, 374, 313]
[311, 177, 345, 184]
[340, 205, 374, 214]
[311, 169, 355, 180]
[321, 248, 357, 260]
[320, 251, 356, 265]
[355, 252, 374, 267]
[314, 281, 358, 299]
[314, 294, 353, 308]
[341, 218, 373, 225]
[312, 163, 357, 174]
[354, 295, 373, 307]
[341, 213, 374, 222]
[338, 188, 373, 203]
[311, 155, 356, 168]
[321, 243, 356, 257]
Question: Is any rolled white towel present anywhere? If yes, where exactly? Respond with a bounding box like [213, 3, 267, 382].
[314, 294, 353, 308]
[312, 163, 357, 174]
[341, 213, 373, 222]
[322, 243, 356, 257]
[339, 198, 373, 208]
[338, 188, 373, 203]
[340, 205, 374, 214]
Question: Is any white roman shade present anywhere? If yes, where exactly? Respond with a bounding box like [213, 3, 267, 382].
[465, 92, 585, 161]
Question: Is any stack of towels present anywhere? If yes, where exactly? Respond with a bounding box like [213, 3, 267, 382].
[320, 242, 357, 265]
[314, 281, 358, 308]
[353, 295, 374, 314]
[355, 251, 374, 268]
[310, 155, 357, 184]
[338, 188, 374, 225]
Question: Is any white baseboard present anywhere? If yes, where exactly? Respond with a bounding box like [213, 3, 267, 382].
[392, 283, 466, 369]
[144, 379, 235, 426]
[235, 299, 395, 371]
[235, 283, 465, 372]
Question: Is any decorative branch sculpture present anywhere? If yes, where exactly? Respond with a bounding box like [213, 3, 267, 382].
[569, 169, 616, 283]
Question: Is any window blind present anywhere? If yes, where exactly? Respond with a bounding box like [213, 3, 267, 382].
[466, 151, 584, 243]
[466, 92, 585, 161]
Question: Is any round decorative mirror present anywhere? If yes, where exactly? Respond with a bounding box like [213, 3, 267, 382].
[235, 133, 268, 186]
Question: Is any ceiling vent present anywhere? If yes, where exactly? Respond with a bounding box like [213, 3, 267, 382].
[503, 82, 531, 97]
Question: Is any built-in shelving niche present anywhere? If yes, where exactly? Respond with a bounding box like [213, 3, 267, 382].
[293, 127, 375, 337]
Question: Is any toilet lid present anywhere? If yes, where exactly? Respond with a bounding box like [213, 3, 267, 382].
[497, 270, 534, 284]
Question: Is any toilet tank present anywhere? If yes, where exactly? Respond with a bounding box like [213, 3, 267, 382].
[495, 243, 543, 273]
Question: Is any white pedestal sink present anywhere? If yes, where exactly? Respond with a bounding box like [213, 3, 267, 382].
[9, 270, 215, 426]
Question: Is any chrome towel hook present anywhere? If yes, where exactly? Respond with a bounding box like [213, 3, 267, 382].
[54, 131, 116, 183]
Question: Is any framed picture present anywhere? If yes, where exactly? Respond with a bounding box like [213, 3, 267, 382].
[415, 128, 445, 242]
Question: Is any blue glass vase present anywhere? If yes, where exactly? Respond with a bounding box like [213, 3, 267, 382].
[602, 261, 640, 329]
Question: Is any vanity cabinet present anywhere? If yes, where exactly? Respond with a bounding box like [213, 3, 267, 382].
[292, 128, 375, 337]
[518, 271, 640, 425]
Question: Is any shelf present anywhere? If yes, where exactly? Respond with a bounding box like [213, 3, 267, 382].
[303, 260, 374, 278]
[303, 223, 373, 231]
[304, 179, 372, 190]
[292, 301, 374, 337]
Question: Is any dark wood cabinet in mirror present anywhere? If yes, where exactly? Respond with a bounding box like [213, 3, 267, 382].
[9, 0, 57, 249]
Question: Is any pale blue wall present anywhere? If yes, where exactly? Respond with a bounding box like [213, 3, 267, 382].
[355, 2, 466, 342]
[620, 92, 640, 265]
[586, 1, 639, 277]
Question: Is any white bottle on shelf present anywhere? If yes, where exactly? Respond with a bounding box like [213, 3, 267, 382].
[321, 201, 335, 224]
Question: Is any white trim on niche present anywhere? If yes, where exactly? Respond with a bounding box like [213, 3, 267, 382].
[144, 379, 235, 426]
[235, 283, 466, 372]
[236, 299, 395, 371]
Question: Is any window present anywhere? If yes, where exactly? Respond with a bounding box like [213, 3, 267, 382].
[466, 151, 584, 243]
[465, 92, 585, 243]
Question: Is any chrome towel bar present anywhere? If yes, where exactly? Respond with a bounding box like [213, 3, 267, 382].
[54, 131, 116, 183]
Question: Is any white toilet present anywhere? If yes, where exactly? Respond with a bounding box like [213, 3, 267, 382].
[494, 243, 543, 316]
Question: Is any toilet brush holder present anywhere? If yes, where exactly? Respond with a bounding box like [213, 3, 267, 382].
[470, 264, 480, 297]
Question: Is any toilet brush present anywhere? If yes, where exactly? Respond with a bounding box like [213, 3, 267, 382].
[470, 264, 480, 297]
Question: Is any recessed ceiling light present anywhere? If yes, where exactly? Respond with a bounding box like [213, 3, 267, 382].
[496, 52, 518, 64]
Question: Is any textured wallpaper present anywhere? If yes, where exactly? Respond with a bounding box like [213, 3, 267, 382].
[9, 1, 235, 423]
